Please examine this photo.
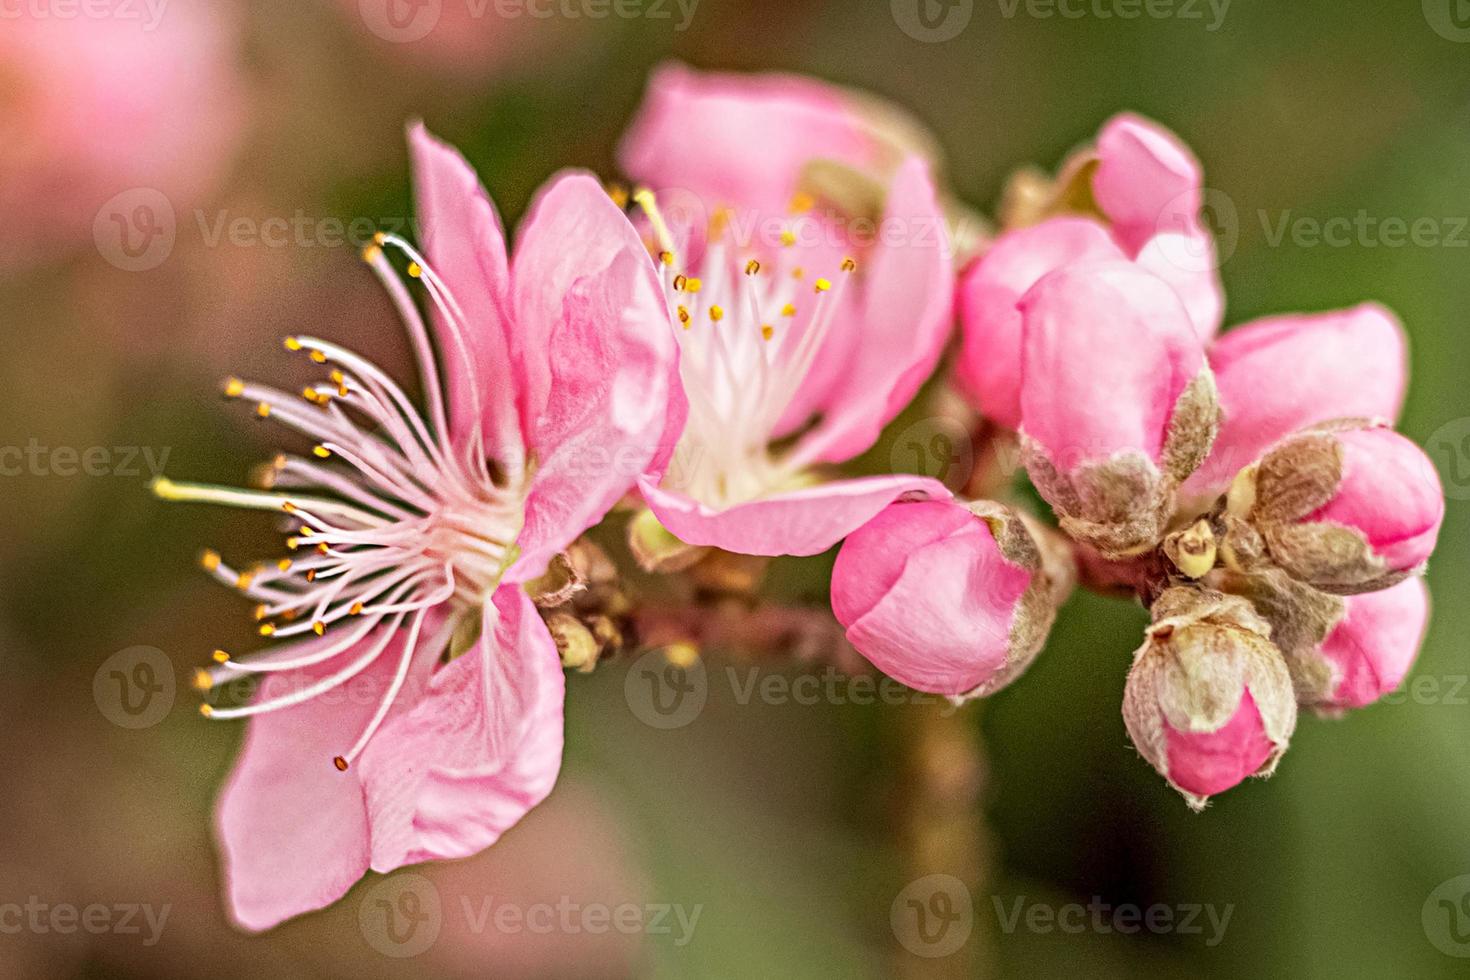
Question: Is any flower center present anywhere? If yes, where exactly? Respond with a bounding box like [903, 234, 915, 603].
[154, 234, 521, 771]
[634, 190, 855, 507]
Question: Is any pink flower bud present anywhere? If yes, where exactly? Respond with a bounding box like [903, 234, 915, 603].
[1017, 261, 1219, 556]
[1123, 589, 1296, 809]
[955, 218, 1123, 430]
[1092, 113, 1204, 255]
[1228, 423, 1444, 593]
[831, 499, 1073, 698]
[1316, 578, 1431, 709]
[1186, 304, 1408, 499]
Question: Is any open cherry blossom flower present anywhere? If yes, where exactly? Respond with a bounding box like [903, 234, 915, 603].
[152, 125, 674, 930]
[956, 113, 1224, 429]
[618, 69, 956, 558]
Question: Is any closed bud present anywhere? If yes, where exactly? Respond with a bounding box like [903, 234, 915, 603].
[831, 498, 1074, 699]
[1123, 588, 1296, 810]
[1228, 422, 1444, 594]
[1018, 261, 1220, 557]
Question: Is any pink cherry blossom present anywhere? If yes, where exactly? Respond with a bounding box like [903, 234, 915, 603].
[620, 68, 956, 557]
[154, 125, 674, 930]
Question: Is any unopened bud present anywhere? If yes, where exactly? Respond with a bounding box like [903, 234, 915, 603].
[831, 498, 1074, 699]
[545, 612, 600, 673]
[1122, 587, 1296, 810]
[1018, 261, 1220, 557]
[1229, 421, 1444, 594]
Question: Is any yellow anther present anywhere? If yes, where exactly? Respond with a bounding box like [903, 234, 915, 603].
[313, 445, 331, 459]
[677, 305, 691, 328]
[789, 191, 816, 214]
[200, 549, 221, 571]
[709, 306, 725, 322]
[256, 402, 272, 419]
[361, 244, 383, 264]
[814, 277, 832, 293]
[606, 183, 629, 208]
[745, 259, 761, 276]
[664, 642, 699, 668]
[316, 543, 330, 555]
[781, 303, 797, 317]
[213, 649, 230, 664]
[309, 350, 327, 364]
[199, 704, 214, 718]
[272, 454, 288, 470]
[286, 537, 300, 550]
[284, 337, 303, 351]
[780, 229, 797, 247]
[841, 257, 857, 272]
[673, 274, 687, 291]
[761, 325, 774, 341]
[281, 501, 297, 514]
[277, 558, 293, 572]
[709, 208, 730, 239]
[350, 601, 365, 616]
[312, 621, 326, 636]
[253, 604, 267, 621]
[192, 668, 213, 692]
[659, 251, 674, 266]
[235, 570, 255, 590]
[305, 569, 317, 582]
[407, 261, 423, 278]
[259, 623, 276, 637]
[299, 526, 313, 537]
[792, 267, 805, 279]
[685, 277, 702, 293]
[281, 608, 301, 621]
[223, 377, 245, 398]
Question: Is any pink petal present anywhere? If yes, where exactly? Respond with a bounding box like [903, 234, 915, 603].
[796, 157, 955, 464]
[832, 501, 1031, 695]
[617, 61, 880, 214]
[359, 588, 565, 872]
[1019, 260, 1206, 469]
[1320, 578, 1430, 709]
[1163, 691, 1274, 797]
[638, 473, 951, 557]
[1306, 428, 1444, 572]
[215, 624, 441, 931]
[954, 218, 1123, 430]
[408, 124, 521, 456]
[1092, 113, 1204, 256]
[1187, 305, 1408, 497]
[508, 179, 678, 578]
[1134, 229, 1225, 341]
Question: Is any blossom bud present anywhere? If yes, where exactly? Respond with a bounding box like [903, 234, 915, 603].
[831, 499, 1074, 699]
[1313, 578, 1431, 709]
[1018, 261, 1220, 557]
[1123, 588, 1297, 809]
[1227, 422, 1444, 594]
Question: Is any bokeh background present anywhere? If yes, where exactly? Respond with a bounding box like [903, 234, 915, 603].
[2, 0, 1469, 976]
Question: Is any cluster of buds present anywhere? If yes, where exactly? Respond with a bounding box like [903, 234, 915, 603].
[156, 63, 1450, 932]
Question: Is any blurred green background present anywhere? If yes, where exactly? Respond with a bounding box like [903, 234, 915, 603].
[2, 0, 1469, 976]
